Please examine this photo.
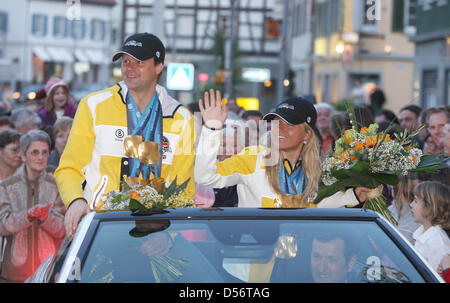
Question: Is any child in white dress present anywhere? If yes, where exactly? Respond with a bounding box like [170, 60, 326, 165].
[411, 181, 450, 272]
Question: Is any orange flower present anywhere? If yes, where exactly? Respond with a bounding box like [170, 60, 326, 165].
[411, 155, 416, 162]
[407, 145, 413, 151]
[355, 141, 364, 152]
[365, 136, 377, 148]
[130, 190, 140, 200]
[377, 134, 391, 142]
[360, 127, 368, 134]
[344, 130, 354, 144]
[350, 155, 357, 161]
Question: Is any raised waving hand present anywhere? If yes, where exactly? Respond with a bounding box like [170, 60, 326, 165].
[198, 89, 228, 129]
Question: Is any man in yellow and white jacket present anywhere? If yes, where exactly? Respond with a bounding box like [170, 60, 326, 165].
[55, 33, 195, 237]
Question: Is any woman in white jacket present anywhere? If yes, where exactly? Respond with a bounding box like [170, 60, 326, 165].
[195, 89, 371, 208]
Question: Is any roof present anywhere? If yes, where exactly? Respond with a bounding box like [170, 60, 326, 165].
[94, 207, 381, 221]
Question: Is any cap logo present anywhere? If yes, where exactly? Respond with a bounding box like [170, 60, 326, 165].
[124, 40, 143, 47]
[307, 116, 311, 123]
[278, 104, 295, 110]
[156, 51, 160, 58]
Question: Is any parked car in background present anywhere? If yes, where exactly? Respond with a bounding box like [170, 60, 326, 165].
[27, 208, 443, 283]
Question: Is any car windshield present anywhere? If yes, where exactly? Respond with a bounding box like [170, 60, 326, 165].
[71, 219, 424, 283]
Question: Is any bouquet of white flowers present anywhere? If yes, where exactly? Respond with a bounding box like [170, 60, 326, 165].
[315, 108, 447, 225]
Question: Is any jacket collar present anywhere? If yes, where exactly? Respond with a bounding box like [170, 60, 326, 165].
[17, 164, 46, 183]
[116, 81, 181, 118]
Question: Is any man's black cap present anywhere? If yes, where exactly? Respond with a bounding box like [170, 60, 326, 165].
[112, 32, 165, 63]
[263, 97, 317, 127]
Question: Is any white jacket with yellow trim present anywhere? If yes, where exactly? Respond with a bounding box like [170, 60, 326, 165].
[195, 126, 360, 208]
[55, 82, 195, 209]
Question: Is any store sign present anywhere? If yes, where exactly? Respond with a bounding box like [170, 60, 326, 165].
[167, 63, 195, 91]
[342, 32, 359, 44]
[242, 68, 271, 83]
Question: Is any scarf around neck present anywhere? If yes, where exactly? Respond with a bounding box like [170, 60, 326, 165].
[126, 91, 163, 179]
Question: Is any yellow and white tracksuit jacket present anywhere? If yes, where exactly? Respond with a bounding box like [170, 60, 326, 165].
[55, 82, 195, 209]
[195, 126, 360, 208]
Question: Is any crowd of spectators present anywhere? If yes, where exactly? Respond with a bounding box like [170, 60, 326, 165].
[0, 77, 448, 282]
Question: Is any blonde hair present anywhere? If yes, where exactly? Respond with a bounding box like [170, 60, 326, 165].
[413, 181, 450, 229]
[393, 172, 420, 218]
[264, 123, 321, 207]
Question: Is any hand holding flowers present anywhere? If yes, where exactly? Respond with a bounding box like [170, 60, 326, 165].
[27, 202, 52, 224]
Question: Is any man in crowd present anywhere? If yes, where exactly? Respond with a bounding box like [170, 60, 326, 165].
[423, 107, 449, 154]
[10, 108, 41, 134]
[55, 33, 196, 238]
[399, 105, 423, 149]
[314, 103, 334, 157]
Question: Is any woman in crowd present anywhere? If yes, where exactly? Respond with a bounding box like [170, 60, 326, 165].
[47, 117, 73, 173]
[195, 89, 371, 208]
[38, 77, 77, 127]
[0, 130, 65, 282]
[0, 129, 22, 181]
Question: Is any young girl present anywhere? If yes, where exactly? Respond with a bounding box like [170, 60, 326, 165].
[38, 77, 77, 127]
[195, 89, 371, 208]
[388, 172, 421, 244]
[411, 181, 450, 272]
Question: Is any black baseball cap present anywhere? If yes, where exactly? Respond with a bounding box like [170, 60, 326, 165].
[263, 97, 317, 127]
[112, 32, 165, 63]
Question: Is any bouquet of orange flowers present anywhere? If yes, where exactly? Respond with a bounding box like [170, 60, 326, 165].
[315, 109, 447, 225]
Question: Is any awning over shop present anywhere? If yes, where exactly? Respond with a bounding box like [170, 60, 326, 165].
[47, 47, 74, 63]
[33, 46, 52, 62]
[85, 49, 108, 64]
[74, 49, 89, 63]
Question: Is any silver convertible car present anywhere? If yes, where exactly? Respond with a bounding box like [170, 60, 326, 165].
[28, 208, 443, 283]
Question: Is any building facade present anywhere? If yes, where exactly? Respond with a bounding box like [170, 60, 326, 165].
[311, 0, 417, 115]
[0, 0, 119, 97]
[289, 0, 314, 98]
[120, 0, 285, 113]
[411, 0, 450, 107]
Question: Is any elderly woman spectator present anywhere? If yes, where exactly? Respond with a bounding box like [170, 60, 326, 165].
[10, 108, 41, 134]
[0, 130, 65, 282]
[47, 117, 73, 173]
[0, 129, 22, 181]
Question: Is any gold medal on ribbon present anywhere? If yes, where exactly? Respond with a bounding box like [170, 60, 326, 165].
[123, 135, 160, 165]
[138, 141, 160, 164]
[275, 193, 309, 208]
[124, 135, 143, 159]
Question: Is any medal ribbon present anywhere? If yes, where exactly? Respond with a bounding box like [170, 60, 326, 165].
[126, 91, 163, 179]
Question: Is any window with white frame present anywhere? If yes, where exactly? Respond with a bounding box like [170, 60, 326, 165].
[0, 12, 7, 34]
[32, 14, 47, 36]
[91, 19, 105, 41]
[404, 0, 417, 35]
[72, 19, 85, 39]
[54, 16, 68, 38]
[362, 0, 380, 33]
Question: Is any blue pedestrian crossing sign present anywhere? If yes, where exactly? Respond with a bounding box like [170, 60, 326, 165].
[166, 63, 195, 91]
